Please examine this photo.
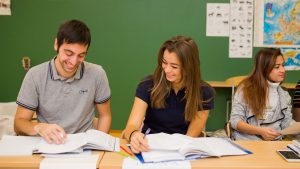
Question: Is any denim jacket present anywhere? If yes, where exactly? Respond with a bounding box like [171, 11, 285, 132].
[230, 86, 294, 140]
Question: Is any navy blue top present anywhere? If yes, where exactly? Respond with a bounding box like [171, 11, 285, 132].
[136, 78, 214, 135]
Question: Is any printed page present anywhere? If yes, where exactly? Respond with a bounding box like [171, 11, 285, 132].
[122, 157, 191, 169]
[40, 154, 99, 169]
[0, 135, 40, 156]
[279, 122, 300, 135]
[38, 133, 86, 154]
[84, 129, 120, 151]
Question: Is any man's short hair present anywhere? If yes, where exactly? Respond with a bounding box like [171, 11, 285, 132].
[56, 19, 91, 51]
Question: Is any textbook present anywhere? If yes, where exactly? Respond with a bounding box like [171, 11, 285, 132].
[36, 129, 120, 154]
[0, 129, 119, 156]
[140, 133, 251, 163]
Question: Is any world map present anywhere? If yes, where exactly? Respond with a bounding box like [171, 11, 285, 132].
[263, 0, 300, 46]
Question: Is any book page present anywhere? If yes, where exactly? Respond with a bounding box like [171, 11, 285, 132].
[84, 129, 119, 151]
[193, 137, 248, 156]
[179, 141, 213, 157]
[279, 122, 300, 135]
[38, 133, 86, 154]
[0, 135, 40, 156]
[146, 133, 191, 150]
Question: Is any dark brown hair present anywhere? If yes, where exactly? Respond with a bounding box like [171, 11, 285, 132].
[238, 48, 283, 117]
[56, 19, 91, 51]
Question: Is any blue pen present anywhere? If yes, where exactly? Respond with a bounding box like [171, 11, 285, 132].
[144, 128, 151, 138]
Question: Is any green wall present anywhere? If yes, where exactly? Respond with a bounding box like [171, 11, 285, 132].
[0, 0, 298, 131]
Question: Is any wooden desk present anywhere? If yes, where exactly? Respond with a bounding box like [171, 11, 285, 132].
[99, 140, 299, 169]
[0, 151, 104, 169]
[207, 81, 296, 89]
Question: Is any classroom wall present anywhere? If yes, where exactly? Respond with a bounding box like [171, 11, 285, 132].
[0, 0, 298, 131]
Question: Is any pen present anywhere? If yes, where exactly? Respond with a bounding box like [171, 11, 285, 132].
[144, 128, 151, 138]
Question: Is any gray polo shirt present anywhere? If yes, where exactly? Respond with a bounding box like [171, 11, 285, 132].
[17, 58, 111, 133]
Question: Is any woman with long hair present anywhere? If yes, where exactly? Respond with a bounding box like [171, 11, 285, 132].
[123, 36, 214, 153]
[230, 48, 295, 140]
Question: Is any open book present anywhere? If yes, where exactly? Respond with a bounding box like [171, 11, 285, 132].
[36, 129, 119, 154]
[0, 129, 119, 156]
[140, 133, 251, 163]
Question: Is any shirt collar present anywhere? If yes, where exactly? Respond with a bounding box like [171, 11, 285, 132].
[48, 56, 85, 82]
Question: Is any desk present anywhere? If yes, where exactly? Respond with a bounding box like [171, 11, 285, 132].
[99, 140, 299, 169]
[208, 81, 296, 89]
[0, 151, 104, 169]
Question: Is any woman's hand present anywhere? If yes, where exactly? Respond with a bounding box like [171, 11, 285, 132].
[129, 131, 149, 154]
[259, 127, 281, 140]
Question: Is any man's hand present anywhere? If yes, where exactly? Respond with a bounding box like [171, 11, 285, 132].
[34, 123, 67, 144]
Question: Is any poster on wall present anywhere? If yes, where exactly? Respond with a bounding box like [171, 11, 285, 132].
[0, 0, 11, 15]
[229, 0, 254, 58]
[254, 0, 300, 47]
[281, 48, 300, 70]
[206, 3, 230, 37]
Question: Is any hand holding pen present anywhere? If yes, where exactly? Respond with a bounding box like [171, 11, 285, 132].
[129, 128, 151, 154]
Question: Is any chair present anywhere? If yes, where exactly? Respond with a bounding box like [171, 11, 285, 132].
[224, 76, 247, 140]
[224, 76, 247, 121]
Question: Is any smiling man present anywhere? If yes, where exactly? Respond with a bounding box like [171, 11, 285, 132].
[14, 20, 112, 144]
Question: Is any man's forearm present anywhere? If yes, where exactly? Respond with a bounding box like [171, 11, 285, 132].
[97, 114, 111, 133]
[14, 118, 38, 136]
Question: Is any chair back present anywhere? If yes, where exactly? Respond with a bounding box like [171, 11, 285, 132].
[0, 102, 17, 139]
[224, 76, 247, 140]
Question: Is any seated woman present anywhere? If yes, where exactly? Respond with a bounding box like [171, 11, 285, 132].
[123, 36, 214, 153]
[230, 48, 295, 140]
[293, 80, 300, 122]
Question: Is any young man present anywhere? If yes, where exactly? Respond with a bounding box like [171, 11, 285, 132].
[14, 20, 112, 144]
[293, 80, 300, 122]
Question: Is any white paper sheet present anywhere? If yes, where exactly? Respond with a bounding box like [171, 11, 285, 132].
[40, 154, 99, 169]
[279, 122, 300, 135]
[229, 0, 253, 58]
[122, 157, 191, 169]
[206, 3, 230, 37]
[0, 135, 40, 156]
[38, 133, 86, 154]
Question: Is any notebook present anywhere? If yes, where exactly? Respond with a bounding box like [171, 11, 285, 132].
[139, 133, 251, 163]
[0, 129, 119, 156]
